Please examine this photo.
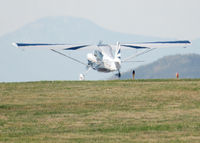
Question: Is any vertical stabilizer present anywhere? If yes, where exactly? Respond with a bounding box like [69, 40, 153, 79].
[115, 42, 121, 59]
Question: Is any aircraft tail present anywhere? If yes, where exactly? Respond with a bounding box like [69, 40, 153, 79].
[115, 42, 121, 59]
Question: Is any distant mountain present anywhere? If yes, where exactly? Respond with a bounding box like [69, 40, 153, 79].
[120, 54, 200, 79]
[0, 16, 161, 44]
[0, 16, 162, 82]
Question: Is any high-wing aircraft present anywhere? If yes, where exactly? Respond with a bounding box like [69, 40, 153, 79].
[13, 40, 191, 80]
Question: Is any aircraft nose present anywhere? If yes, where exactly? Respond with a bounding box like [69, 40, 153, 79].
[109, 62, 117, 71]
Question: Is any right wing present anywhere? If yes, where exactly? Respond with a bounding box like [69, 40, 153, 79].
[12, 43, 91, 50]
[12, 43, 92, 66]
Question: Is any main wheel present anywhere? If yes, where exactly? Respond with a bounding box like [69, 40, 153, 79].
[114, 72, 121, 78]
[118, 72, 121, 78]
[79, 74, 85, 80]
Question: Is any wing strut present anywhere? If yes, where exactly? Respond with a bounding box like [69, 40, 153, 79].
[50, 49, 87, 66]
[122, 48, 156, 62]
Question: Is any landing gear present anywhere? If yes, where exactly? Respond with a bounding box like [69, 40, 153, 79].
[79, 67, 92, 80]
[118, 72, 121, 78]
[79, 74, 85, 80]
[115, 71, 121, 79]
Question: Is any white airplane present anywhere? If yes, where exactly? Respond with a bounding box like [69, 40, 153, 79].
[13, 40, 191, 80]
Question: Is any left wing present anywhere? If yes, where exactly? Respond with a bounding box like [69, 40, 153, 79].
[121, 40, 191, 49]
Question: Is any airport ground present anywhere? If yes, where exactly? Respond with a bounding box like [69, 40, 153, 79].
[0, 79, 200, 143]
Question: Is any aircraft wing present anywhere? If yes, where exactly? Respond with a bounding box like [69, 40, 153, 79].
[121, 40, 191, 62]
[13, 40, 191, 50]
[12, 43, 91, 50]
[121, 40, 191, 49]
[12, 43, 92, 65]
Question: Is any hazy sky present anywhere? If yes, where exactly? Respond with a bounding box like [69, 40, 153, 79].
[0, 0, 200, 40]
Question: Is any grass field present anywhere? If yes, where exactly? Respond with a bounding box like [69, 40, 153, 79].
[0, 79, 200, 143]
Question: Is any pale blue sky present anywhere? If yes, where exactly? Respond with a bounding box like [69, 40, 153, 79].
[0, 0, 200, 40]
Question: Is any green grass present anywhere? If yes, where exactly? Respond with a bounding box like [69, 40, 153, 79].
[0, 79, 200, 143]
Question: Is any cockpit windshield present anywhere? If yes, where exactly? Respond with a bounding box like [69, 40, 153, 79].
[94, 50, 103, 61]
[98, 44, 114, 58]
